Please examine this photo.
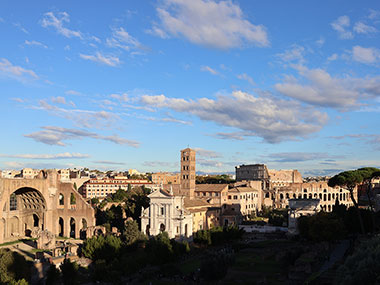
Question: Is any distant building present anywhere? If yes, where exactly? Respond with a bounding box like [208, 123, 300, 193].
[58, 169, 70, 181]
[151, 172, 180, 186]
[275, 181, 354, 211]
[235, 164, 270, 189]
[81, 177, 152, 199]
[268, 169, 303, 188]
[21, 168, 39, 179]
[128, 169, 140, 176]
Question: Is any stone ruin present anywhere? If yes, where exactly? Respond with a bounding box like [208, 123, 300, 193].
[36, 229, 56, 250]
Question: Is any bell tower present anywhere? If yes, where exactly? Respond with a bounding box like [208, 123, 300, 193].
[180, 148, 196, 197]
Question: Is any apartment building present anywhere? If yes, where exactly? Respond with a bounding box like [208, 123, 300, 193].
[82, 177, 153, 199]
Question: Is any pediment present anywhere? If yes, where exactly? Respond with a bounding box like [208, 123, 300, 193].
[148, 189, 172, 198]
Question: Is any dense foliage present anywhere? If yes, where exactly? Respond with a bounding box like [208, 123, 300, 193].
[298, 201, 379, 241]
[0, 248, 30, 285]
[335, 236, 380, 284]
[196, 174, 235, 184]
[96, 186, 150, 232]
[193, 226, 244, 245]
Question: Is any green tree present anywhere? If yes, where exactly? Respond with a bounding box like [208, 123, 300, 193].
[123, 220, 147, 245]
[60, 259, 79, 285]
[46, 264, 60, 285]
[0, 248, 30, 284]
[329, 170, 365, 233]
[335, 236, 380, 284]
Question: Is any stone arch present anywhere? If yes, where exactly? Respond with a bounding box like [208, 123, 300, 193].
[160, 223, 165, 232]
[33, 214, 39, 227]
[146, 225, 150, 236]
[80, 218, 88, 240]
[59, 193, 65, 206]
[1, 218, 6, 239]
[9, 216, 19, 236]
[70, 217, 76, 238]
[59, 217, 64, 237]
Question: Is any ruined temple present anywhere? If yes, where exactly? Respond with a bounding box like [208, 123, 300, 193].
[0, 169, 95, 243]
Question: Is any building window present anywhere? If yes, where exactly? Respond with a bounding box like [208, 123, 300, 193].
[10, 193, 17, 211]
[160, 207, 165, 215]
[233, 195, 238, 200]
[228, 195, 231, 199]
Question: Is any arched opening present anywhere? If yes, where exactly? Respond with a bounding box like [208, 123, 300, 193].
[70, 193, 76, 205]
[80, 218, 87, 240]
[59, 217, 64, 237]
[59, 193, 64, 206]
[323, 194, 327, 201]
[82, 218, 87, 229]
[293, 193, 296, 198]
[70, 218, 76, 238]
[10, 193, 17, 211]
[265, 192, 270, 198]
[286, 193, 289, 199]
[146, 225, 150, 236]
[2, 218, 6, 239]
[309, 193, 312, 199]
[160, 223, 165, 232]
[280, 193, 284, 200]
[33, 214, 39, 227]
[184, 224, 188, 237]
[10, 216, 19, 236]
[303, 194, 307, 199]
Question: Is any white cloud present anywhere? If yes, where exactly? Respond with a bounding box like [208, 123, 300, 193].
[140, 91, 328, 143]
[353, 22, 377, 34]
[24, 126, 140, 148]
[265, 152, 343, 162]
[51, 96, 67, 104]
[36, 100, 117, 128]
[106, 27, 141, 51]
[276, 45, 305, 63]
[0, 152, 89, 159]
[194, 148, 222, 158]
[327, 53, 338, 61]
[65, 90, 82, 96]
[13, 22, 28, 34]
[0, 58, 39, 81]
[24, 40, 48, 49]
[80, 52, 120, 67]
[41, 11, 83, 39]
[316, 37, 325, 47]
[368, 9, 380, 20]
[200, 65, 220, 76]
[237, 73, 255, 85]
[331, 15, 353, 39]
[275, 65, 380, 109]
[352, 45, 380, 64]
[150, 0, 269, 49]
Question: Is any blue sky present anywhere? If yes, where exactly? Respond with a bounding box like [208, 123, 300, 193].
[0, 0, 379, 176]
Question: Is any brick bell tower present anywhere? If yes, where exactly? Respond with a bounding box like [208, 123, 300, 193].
[180, 148, 196, 198]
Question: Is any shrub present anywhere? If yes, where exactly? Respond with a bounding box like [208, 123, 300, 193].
[0, 248, 30, 284]
[335, 236, 380, 284]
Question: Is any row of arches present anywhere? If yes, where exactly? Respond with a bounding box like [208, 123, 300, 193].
[58, 217, 87, 239]
[58, 193, 77, 206]
[275, 192, 348, 202]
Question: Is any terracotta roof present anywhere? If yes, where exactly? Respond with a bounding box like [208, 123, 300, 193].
[195, 184, 228, 192]
[184, 197, 210, 208]
[228, 186, 258, 193]
[162, 184, 182, 195]
[187, 207, 208, 213]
